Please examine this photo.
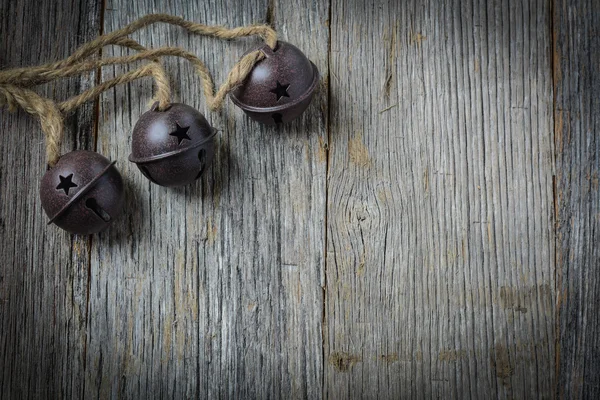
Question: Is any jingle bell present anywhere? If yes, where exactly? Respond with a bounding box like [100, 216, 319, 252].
[230, 40, 319, 125]
[40, 150, 125, 235]
[129, 103, 216, 187]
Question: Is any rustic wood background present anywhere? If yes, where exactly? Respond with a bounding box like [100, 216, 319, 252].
[0, 0, 598, 398]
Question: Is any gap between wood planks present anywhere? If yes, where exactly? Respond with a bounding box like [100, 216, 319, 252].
[82, 0, 106, 384]
[322, 0, 333, 396]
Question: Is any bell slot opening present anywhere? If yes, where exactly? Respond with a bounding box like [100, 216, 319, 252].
[272, 113, 283, 124]
[85, 198, 111, 222]
[139, 165, 158, 184]
[195, 148, 207, 180]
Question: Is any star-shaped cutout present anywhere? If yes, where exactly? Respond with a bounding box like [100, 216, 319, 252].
[169, 123, 191, 144]
[269, 81, 290, 101]
[56, 173, 77, 195]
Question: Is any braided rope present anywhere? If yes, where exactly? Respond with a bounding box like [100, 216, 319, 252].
[0, 14, 276, 166]
[0, 85, 64, 165]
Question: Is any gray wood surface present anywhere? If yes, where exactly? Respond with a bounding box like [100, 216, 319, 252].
[0, 0, 101, 398]
[86, 0, 327, 398]
[554, 0, 600, 398]
[0, 0, 597, 399]
[326, 0, 555, 398]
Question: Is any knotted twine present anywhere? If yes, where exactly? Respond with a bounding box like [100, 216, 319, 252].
[0, 14, 277, 166]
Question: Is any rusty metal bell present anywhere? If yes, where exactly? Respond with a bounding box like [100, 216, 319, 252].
[129, 103, 216, 187]
[230, 40, 319, 125]
[40, 150, 125, 235]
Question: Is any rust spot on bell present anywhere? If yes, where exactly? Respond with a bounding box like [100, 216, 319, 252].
[40, 150, 125, 235]
[129, 103, 217, 187]
[230, 41, 319, 125]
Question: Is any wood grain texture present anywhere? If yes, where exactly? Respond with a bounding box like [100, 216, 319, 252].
[554, 0, 600, 398]
[84, 0, 328, 398]
[2, 0, 600, 398]
[325, 0, 555, 398]
[0, 0, 101, 398]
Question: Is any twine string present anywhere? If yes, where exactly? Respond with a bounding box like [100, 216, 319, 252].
[0, 85, 64, 165]
[0, 14, 277, 166]
[59, 62, 171, 114]
[61, 14, 276, 66]
[5, 45, 260, 111]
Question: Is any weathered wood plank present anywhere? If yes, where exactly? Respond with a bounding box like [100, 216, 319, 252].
[84, 0, 327, 398]
[325, 0, 555, 398]
[554, 0, 600, 398]
[0, 0, 101, 398]
[9, 0, 600, 397]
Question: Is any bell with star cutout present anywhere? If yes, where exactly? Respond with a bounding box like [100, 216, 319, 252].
[230, 41, 319, 125]
[40, 150, 125, 235]
[129, 102, 217, 187]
